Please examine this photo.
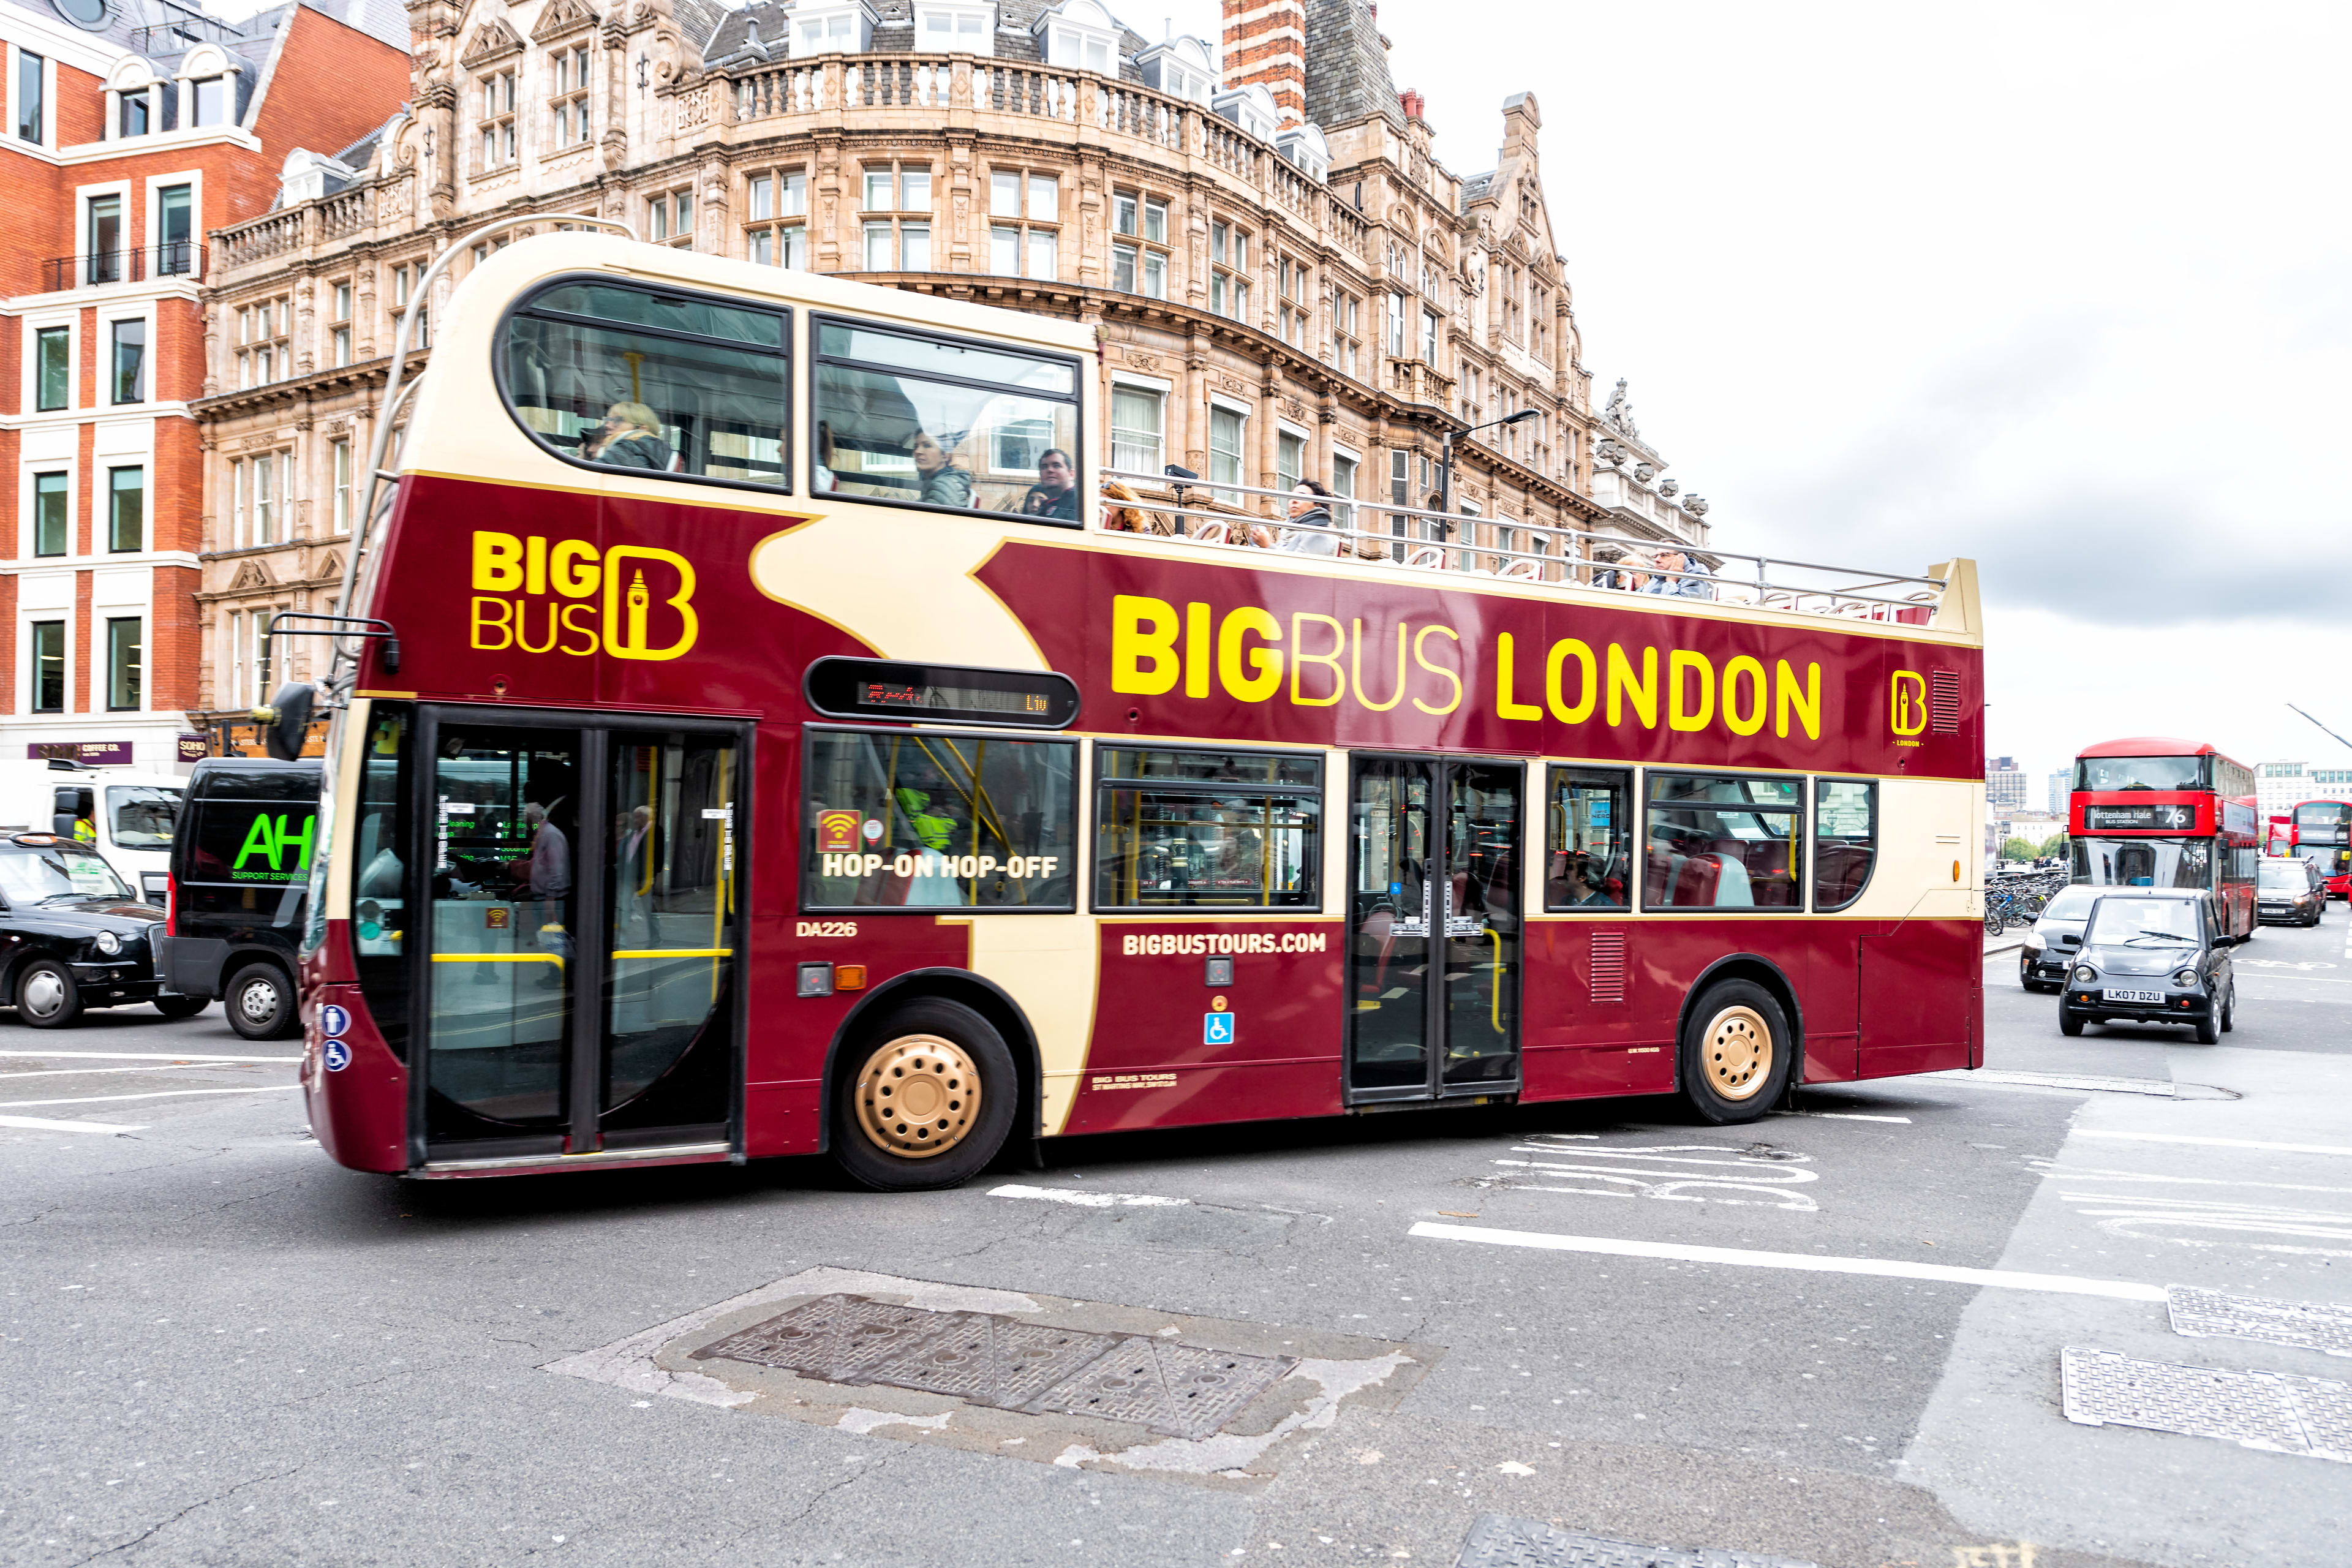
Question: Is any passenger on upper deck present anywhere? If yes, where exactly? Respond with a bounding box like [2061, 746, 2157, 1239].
[908, 431, 974, 508]
[1250, 481, 1340, 556]
[581, 402, 676, 472]
[1645, 547, 1715, 601]
[1018, 449, 1082, 521]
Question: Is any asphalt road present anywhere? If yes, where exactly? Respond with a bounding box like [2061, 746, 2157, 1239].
[6, 910, 2351, 1568]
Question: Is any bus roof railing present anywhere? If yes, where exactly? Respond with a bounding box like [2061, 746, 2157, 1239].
[327, 213, 638, 699]
[1099, 468, 1950, 620]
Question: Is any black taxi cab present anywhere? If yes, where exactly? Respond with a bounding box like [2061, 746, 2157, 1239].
[0, 834, 202, 1028]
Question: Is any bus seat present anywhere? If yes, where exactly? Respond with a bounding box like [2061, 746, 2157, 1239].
[1673, 855, 1721, 906]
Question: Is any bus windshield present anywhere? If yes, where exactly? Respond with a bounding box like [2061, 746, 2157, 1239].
[2071, 834, 2211, 889]
[2075, 755, 2204, 792]
[2294, 803, 2349, 843]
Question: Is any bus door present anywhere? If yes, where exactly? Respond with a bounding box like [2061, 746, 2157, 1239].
[1346, 756, 1522, 1104]
[410, 709, 744, 1166]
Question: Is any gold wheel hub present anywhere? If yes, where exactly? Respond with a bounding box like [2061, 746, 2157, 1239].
[853, 1034, 981, 1159]
[1703, 1005, 1773, 1101]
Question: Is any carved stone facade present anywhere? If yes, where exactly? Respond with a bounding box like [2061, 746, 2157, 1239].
[195, 0, 1716, 720]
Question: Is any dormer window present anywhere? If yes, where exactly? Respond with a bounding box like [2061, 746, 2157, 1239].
[1276, 122, 1329, 182]
[179, 43, 235, 129]
[1134, 35, 1212, 105]
[190, 76, 227, 126]
[110, 61, 157, 139]
[914, 1, 993, 56]
[1211, 85, 1279, 143]
[1033, 0, 1119, 75]
[792, 0, 874, 54]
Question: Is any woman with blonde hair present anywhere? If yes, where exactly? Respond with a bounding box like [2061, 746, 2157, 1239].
[583, 401, 677, 472]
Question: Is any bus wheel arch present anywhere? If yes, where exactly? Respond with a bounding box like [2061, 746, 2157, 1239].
[818, 968, 1042, 1160]
[1673, 954, 1805, 1115]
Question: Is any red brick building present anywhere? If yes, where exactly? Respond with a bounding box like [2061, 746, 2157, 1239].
[0, 0, 406, 771]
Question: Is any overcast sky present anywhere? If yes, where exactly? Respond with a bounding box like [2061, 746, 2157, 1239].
[1157, 0, 2352, 791]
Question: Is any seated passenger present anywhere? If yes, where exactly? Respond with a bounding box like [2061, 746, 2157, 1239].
[582, 402, 676, 471]
[909, 430, 973, 508]
[1250, 480, 1340, 556]
[1018, 448, 1082, 521]
[1558, 852, 1616, 907]
[813, 420, 839, 492]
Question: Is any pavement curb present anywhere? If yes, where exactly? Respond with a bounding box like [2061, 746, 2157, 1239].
[1982, 936, 2025, 957]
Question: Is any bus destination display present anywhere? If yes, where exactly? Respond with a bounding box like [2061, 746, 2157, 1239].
[807, 657, 1080, 729]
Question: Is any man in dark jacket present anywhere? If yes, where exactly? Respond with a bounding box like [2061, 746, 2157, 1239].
[1019, 448, 1082, 521]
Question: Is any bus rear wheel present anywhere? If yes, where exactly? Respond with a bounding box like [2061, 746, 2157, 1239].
[1679, 979, 1792, 1125]
[832, 998, 1016, 1192]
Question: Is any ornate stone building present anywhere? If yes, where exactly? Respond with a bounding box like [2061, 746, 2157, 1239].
[194, 0, 1716, 722]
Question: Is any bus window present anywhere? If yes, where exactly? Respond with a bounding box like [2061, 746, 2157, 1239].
[802, 729, 1077, 910]
[1644, 774, 1803, 910]
[2073, 755, 2204, 792]
[1093, 746, 1321, 910]
[1544, 767, 1630, 910]
[1812, 779, 1877, 911]
[2071, 835, 2210, 889]
[811, 316, 1081, 520]
[502, 279, 789, 488]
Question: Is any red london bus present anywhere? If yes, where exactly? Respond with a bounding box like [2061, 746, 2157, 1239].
[2286, 800, 2352, 899]
[2070, 738, 2258, 938]
[292, 229, 1985, 1185]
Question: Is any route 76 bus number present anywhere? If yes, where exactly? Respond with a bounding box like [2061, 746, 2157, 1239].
[796, 921, 859, 938]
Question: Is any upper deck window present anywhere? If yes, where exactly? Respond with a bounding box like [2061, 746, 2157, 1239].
[812, 315, 1082, 523]
[2074, 755, 2204, 793]
[502, 278, 790, 490]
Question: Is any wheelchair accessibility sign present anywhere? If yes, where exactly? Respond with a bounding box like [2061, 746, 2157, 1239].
[1203, 1010, 1235, 1046]
[322, 1039, 352, 1072]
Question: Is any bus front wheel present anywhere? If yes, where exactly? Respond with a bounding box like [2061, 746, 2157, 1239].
[832, 998, 1017, 1192]
[1679, 980, 1792, 1125]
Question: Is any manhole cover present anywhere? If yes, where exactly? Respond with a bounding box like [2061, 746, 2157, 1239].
[1455, 1514, 1819, 1567]
[692, 1295, 946, 1382]
[2168, 1286, 2352, 1359]
[2060, 1346, 2352, 1463]
[1027, 1336, 1295, 1440]
[690, 1295, 1294, 1441]
[866, 1313, 1120, 1409]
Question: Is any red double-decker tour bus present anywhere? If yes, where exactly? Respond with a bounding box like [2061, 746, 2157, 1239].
[2070, 738, 2258, 938]
[293, 231, 1985, 1185]
[2285, 800, 2352, 899]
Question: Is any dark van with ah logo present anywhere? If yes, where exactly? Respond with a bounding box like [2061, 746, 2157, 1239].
[156, 758, 323, 1039]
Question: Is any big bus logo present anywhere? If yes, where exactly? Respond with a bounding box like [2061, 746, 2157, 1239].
[469, 532, 698, 661]
[1889, 670, 1928, 737]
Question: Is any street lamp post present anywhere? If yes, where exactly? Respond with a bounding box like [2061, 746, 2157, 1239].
[1436, 408, 1542, 546]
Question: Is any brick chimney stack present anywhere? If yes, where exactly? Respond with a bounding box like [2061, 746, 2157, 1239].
[1221, 0, 1308, 122]
[1398, 88, 1426, 121]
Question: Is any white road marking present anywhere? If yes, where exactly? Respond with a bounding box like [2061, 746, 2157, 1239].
[2034, 1161, 2352, 1197]
[2234, 973, 2352, 986]
[988, 1183, 1189, 1209]
[0, 1114, 148, 1134]
[1408, 1221, 2169, 1302]
[0, 1085, 303, 1109]
[1786, 1110, 1912, 1123]
[1498, 1142, 1821, 1211]
[0, 1063, 243, 1080]
[0, 1049, 303, 1064]
[2054, 1190, 2352, 1252]
[2075, 1129, 2352, 1158]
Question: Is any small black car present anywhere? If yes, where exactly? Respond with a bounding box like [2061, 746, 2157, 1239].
[2255, 856, 2326, 927]
[0, 833, 203, 1028]
[2059, 888, 2236, 1044]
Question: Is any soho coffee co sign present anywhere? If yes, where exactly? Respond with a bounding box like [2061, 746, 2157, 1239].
[26, 741, 135, 766]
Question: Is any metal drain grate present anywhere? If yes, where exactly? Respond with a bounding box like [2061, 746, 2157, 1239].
[867, 1313, 1121, 1409]
[1455, 1514, 1819, 1568]
[691, 1295, 1294, 1440]
[1027, 1336, 1295, 1440]
[2168, 1286, 2352, 1359]
[2060, 1346, 2352, 1463]
[692, 1295, 951, 1382]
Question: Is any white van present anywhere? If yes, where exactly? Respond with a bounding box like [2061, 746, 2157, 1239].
[0, 762, 184, 905]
